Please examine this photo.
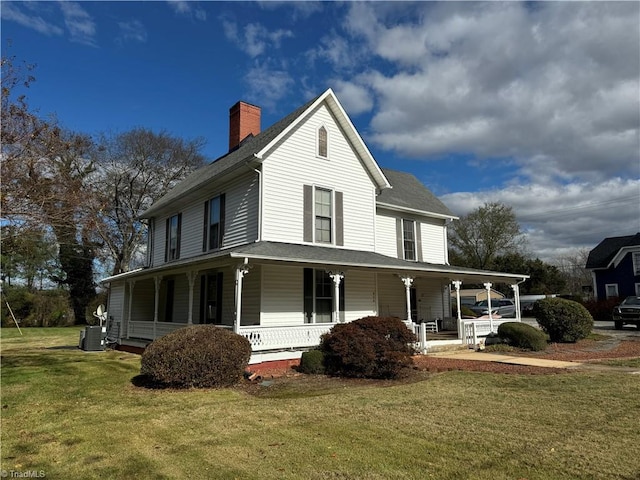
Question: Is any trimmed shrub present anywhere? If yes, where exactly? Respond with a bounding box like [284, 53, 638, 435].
[299, 349, 325, 374]
[319, 316, 416, 379]
[533, 298, 593, 343]
[497, 322, 548, 351]
[140, 325, 251, 388]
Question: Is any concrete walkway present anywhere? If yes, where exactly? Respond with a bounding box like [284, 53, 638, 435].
[434, 351, 582, 369]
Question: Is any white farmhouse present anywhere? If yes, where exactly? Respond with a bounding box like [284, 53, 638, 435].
[102, 89, 528, 365]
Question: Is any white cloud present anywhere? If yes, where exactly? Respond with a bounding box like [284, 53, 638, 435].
[336, 2, 639, 185]
[244, 62, 294, 110]
[58, 1, 96, 46]
[222, 19, 293, 58]
[257, 1, 323, 20]
[441, 178, 640, 262]
[0, 2, 64, 36]
[116, 20, 147, 45]
[167, 1, 207, 21]
[333, 80, 373, 116]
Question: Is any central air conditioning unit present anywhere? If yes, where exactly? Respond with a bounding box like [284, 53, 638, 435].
[79, 325, 107, 351]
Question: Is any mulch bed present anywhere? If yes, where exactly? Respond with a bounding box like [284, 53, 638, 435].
[250, 337, 640, 379]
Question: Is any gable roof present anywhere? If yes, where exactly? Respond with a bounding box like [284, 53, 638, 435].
[585, 232, 640, 269]
[142, 89, 390, 218]
[377, 169, 456, 219]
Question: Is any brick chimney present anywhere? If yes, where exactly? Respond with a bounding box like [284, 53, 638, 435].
[228, 101, 261, 151]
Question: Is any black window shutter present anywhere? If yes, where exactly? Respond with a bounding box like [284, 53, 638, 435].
[303, 185, 313, 242]
[164, 218, 170, 262]
[219, 193, 226, 248]
[176, 213, 182, 259]
[396, 218, 403, 259]
[303, 268, 314, 323]
[202, 200, 209, 252]
[416, 222, 423, 262]
[335, 191, 344, 246]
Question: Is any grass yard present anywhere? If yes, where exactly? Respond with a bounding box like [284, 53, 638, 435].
[1, 327, 639, 480]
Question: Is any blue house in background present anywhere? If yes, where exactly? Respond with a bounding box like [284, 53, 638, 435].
[586, 233, 640, 300]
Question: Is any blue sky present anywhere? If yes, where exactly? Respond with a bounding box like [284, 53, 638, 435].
[2, 1, 639, 261]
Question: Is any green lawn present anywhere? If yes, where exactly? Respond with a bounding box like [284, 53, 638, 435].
[2, 327, 639, 480]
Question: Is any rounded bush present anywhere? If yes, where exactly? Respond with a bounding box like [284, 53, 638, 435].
[497, 322, 548, 351]
[532, 298, 593, 343]
[298, 349, 325, 374]
[319, 316, 416, 379]
[140, 325, 251, 388]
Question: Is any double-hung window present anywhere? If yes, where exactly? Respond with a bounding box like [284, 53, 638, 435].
[315, 188, 332, 243]
[303, 268, 345, 323]
[203, 194, 225, 252]
[304, 185, 343, 246]
[165, 213, 181, 261]
[403, 219, 416, 261]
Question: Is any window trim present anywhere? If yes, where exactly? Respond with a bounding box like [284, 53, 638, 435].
[317, 125, 328, 159]
[605, 283, 619, 299]
[402, 218, 417, 261]
[633, 251, 640, 276]
[203, 194, 225, 252]
[165, 213, 182, 262]
[635, 283, 640, 296]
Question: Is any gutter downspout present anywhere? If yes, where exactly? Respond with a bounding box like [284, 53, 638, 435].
[513, 277, 527, 322]
[248, 155, 263, 242]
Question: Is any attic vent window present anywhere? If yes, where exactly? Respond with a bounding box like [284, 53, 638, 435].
[318, 126, 328, 158]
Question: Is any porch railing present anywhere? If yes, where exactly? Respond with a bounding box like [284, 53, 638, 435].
[128, 321, 189, 340]
[238, 324, 333, 351]
[461, 319, 512, 346]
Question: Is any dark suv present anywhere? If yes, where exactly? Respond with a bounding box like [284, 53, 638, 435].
[612, 296, 640, 330]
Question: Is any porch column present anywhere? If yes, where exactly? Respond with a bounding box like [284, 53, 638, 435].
[400, 276, 414, 323]
[153, 276, 162, 339]
[484, 282, 494, 332]
[234, 262, 251, 334]
[126, 280, 135, 340]
[328, 271, 344, 323]
[186, 270, 198, 325]
[511, 283, 522, 322]
[452, 280, 462, 339]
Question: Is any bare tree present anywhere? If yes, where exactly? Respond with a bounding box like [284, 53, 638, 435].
[554, 248, 593, 297]
[91, 128, 206, 275]
[449, 202, 527, 270]
[2, 55, 97, 323]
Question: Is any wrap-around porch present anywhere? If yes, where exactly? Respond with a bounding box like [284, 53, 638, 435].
[106, 252, 527, 363]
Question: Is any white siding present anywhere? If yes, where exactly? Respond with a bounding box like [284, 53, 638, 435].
[131, 280, 155, 323]
[375, 211, 398, 258]
[377, 273, 407, 319]
[344, 270, 377, 322]
[151, 171, 259, 266]
[261, 103, 377, 250]
[241, 264, 261, 326]
[414, 278, 447, 321]
[108, 283, 125, 323]
[260, 265, 304, 326]
[420, 218, 447, 264]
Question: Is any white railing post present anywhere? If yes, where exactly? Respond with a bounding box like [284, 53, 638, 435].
[420, 322, 427, 353]
[452, 280, 463, 339]
[484, 282, 494, 332]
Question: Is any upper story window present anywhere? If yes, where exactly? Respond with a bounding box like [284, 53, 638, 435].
[304, 185, 343, 246]
[605, 283, 619, 298]
[203, 194, 226, 252]
[315, 188, 332, 243]
[318, 125, 328, 158]
[633, 251, 640, 276]
[165, 213, 182, 261]
[403, 219, 416, 261]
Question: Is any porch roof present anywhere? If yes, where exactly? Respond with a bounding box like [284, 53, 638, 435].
[101, 241, 528, 285]
[230, 241, 528, 284]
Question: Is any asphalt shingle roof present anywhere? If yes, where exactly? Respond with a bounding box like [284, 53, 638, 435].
[585, 233, 640, 269]
[378, 169, 455, 218]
